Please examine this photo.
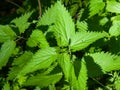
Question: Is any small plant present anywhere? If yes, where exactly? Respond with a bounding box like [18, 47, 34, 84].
[1, 0, 120, 90]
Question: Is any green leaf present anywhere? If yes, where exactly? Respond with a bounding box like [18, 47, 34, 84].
[37, 3, 58, 26]
[70, 32, 107, 52]
[76, 21, 88, 32]
[0, 25, 16, 42]
[58, 53, 72, 80]
[11, 12, 32, 33]
[69, 4, 79, 16]
[27, 29, 49, 48]
[84, 52, 120, 77]
[77, 60, 88, 90]
[53, 1, 75, 46]
[106, 1, 120, 13]
[114, 76, 120, 90]
[68, 63, 78, 90]
[37, 1, 75, 46]
[8, 51, 33, 80]
[109, 15, 120, 36]
[89, 0, 105, 17]
[23, 73, 62, 88]
[2, 82, 10, 90]
[58, 53, 80, 89]
[109, 20, 120, 37]
[0, 40, 16, 70]
[17, 47, 57, 77]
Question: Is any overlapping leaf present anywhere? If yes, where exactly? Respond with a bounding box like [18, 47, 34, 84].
[0, 40, 16, 70]
[53, 2, 75, 46]
[58, 53, 72, 80]
[0, 25, 16, 42]
[11, 12, 32, 33]
[106, 1, 120, 13]
[77, 60, 88, 90]
[17, 47, 58, 77]
[37, 4, 58, 26]
[109, 15, 120, 36]
[23, 73, 62, 87]
[109, 21, 120, 36]
[37, 1, 75, 46]
[70, 32, 107, 52]
[84, 52, 120, 77]
[89, 0, 105, 17]
[27, 30, 49, 48]
[8, 51, 33, 80]
[76, 21, 88, 32]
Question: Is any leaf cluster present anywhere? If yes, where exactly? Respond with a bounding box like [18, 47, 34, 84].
[1, 0, 120, 90]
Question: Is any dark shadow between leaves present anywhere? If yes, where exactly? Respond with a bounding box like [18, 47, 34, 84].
[73, 60, 81, 79]
[84, 56, 104, 78]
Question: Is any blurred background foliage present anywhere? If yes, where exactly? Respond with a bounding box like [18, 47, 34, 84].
[0, 0, 89, 24]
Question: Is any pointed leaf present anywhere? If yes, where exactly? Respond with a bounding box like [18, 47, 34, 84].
[23, 73, 62, 88]
[11, 12, 32, 33]
[0, 25, 16, 42]
[70, 32, 107, 52]
[8, 51, 33, 80]
[76, 21, 88, 32]
[0, 40, 16, 69]
[58, 53, 72, 80]
[37, 3, 58, 26]
[58, 53, 80, 89]
[84, 52, 120, 77]
[78, 60, 88, 90]
[27, 29, 49, 48]
[53, 1, 75, 46]
[89, 0, 105, 17]
[69, 62, 79, 90]
[37, 1, 75, 46]
[17, 47, 57, 77]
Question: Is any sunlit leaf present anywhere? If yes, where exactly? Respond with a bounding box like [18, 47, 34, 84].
[24, 73, 62, 88]
[70, 32, 107, 52]
[0, 25, 16, 42]
[27, 29, 49, 48]
[17, 47, 58, 77]
[106, 1, 120, 13]
[11, 12, 32, 33]
[0, 40, 16, 69]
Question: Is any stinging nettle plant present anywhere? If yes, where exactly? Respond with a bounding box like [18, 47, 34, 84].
[1, 1, 120, 90]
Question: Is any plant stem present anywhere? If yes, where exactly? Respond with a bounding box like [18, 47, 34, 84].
[6, 0, 22, 8]
[92, 77, 109, 90]
[37, 0, 42, 19]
